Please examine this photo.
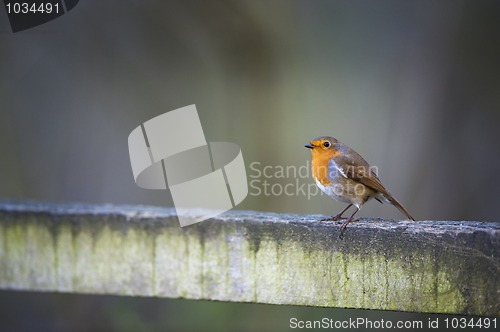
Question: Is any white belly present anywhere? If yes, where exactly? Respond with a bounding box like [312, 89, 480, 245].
[315, 179, 352, 204]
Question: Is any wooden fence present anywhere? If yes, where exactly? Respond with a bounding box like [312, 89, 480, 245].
[0, 201, 498, 316]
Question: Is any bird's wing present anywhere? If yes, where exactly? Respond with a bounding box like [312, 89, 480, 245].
[333, 154, 415, 220]
[354, 168, 388, 194]
[333, 154, 388, 194]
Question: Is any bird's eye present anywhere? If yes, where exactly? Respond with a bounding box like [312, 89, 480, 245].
[323, 141, 331, 148]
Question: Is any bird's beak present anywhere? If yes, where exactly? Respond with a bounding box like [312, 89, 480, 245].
[304, 143, 315, 149]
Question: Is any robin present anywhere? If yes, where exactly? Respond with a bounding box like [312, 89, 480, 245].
[305, 136, 414, 238]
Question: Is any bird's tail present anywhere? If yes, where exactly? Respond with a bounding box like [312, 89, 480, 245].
[383, 192, 415, 221]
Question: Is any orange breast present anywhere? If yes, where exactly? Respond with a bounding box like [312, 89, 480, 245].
[311, 149, 340, 185]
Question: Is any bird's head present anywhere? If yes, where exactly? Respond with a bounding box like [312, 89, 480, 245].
[304, 136, 339, 158]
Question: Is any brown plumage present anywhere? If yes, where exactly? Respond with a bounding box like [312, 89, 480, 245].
[305, 136, 415, 238]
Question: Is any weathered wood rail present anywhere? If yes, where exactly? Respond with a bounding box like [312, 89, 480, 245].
[0, 201, 498, 316]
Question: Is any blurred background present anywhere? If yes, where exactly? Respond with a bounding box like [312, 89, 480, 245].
[1, 0, 499, 331]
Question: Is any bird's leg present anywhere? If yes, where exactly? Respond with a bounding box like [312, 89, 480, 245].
[339, 207, 360, 240]
[321, 204, 353, 222]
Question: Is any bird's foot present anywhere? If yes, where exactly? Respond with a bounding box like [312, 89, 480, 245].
[338, 218, 360, 240]
[320, 215, 346, 223]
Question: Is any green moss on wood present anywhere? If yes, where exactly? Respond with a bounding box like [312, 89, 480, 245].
[0, 203, 498, 316]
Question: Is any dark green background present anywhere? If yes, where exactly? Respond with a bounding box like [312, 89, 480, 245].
[1, 0, 499, 330]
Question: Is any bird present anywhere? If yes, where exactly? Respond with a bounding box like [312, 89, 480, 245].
[305, 136, 414, 239]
